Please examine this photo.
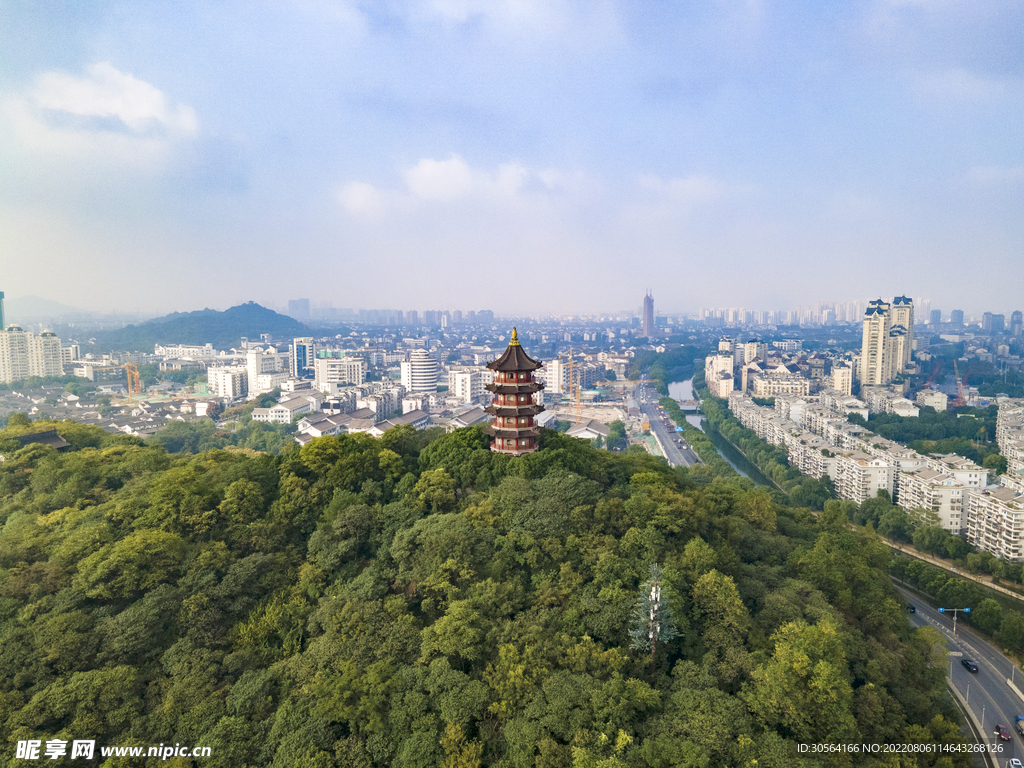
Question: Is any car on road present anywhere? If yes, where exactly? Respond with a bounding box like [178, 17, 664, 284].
[1008, 758, 1023, 768]
[962, 659, 979, 672]
[907, 604, 915, 613]
[995, 724, 1011, 741]
[1016, 716, 1024, 737]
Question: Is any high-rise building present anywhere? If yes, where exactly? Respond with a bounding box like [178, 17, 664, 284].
[287, 298, 310, 320]
[484, 328, 545, 456]
[983, 312, 994, 332]
[890, 296, 914, 377]
[991, 314, 1006, 334]
[860, 300, 892, 386]
[0, 327, 64, 383]
[1011, 310, 1023, 337]
[951, 309, 964, 327]
[642, 292, 654, 338]
[400, 349, 438, 392]
[291, 337, 314, 379]
[930, 309, 942, 325]
[0, 291, 5, 329]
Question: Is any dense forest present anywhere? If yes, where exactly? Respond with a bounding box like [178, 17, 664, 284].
[0, 418, 970, 767]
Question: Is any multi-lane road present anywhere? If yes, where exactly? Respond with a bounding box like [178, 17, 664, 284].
[896, 583, 1024, 766]
[635, 384, 701, 467]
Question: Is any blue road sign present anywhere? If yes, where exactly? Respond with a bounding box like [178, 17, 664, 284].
[964, 608, 971, 612]
[938, 608, 945, 612]
[675, 427, 684, 432]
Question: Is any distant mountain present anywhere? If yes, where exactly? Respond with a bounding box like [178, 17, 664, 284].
[4, 295, 95, 323]
[89, 302, 315, 352]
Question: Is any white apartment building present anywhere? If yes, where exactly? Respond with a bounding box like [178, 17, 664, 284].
[924, 454, 985, 490]
[449, 368, 486, 404]
[899, 468, 965, 533]
[833, 451, 895, 505]
[750, 366, 811, 398]
[314, 356, 367, 388]
[401, 349, 438, 392]
[247, 348, 290, 395]
[891, 296, 915, 375]
[154, 343, 218, 358]
[965, 478, 1024, 561]
[861, 300, 892, 386]
[0, 327, 64, 383]
[251, 395, 319, 424]
[705, 352, 735, 399]
[207, 365, 248, 399]
[916, 389, 949, 411]
[831, 366, 853, 396]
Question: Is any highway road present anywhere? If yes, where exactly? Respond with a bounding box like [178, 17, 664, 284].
[635, 384, 700, 468]
[896, 583, 1024, 765]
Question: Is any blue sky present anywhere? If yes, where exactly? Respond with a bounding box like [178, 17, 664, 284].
[1, 0, 1021, 316]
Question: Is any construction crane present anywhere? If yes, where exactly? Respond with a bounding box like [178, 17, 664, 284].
[92, 363, 142, 404]
[923, 360, 943, 390]
[557, 348, 583, 423]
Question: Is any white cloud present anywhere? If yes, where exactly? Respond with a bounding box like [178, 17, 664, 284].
[338, 154, 538, 214]
[404, 155, 476, 201]
[335, 181, 385, 214]
[5, 63, 198, 168]
[638, 174, 728, 206]
[33, 62, 198, 134]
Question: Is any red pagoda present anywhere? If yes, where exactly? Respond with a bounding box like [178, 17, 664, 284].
[484, 328, 545, 455]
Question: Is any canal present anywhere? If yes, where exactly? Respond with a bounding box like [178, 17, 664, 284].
[668, 379, 775, 487]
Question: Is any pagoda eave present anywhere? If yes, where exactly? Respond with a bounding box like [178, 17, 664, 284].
[484, 404, 545, 417]
[484, 426, 542, 439]
[485, 382, 545, 394]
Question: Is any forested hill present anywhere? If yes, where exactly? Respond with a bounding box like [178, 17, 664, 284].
[0, 422, 967, 767]
[86, 302, 315, 352]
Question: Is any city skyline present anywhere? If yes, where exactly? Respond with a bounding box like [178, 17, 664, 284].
[1, 2, 1022, 314]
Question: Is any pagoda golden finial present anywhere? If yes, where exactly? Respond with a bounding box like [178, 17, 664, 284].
[509, 327, 520, 346]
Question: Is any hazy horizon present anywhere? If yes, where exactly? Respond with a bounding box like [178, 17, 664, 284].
[2, 1, 1022, 316]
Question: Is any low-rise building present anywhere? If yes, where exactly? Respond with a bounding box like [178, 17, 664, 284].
[916, 389, 949, 411]
[207, 365, 248, 399]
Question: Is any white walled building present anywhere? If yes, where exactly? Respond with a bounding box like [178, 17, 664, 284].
[830, 366, 853, 396]
[965, 478, 1024, 562]
[207, 365, 248, 399]
[449, 368, 486, 404]
[247, 348, 290, 395]
[401, 349, 438, 392]
[861, 300, 892, 386]
[154, 343, 218, 358]
[0, 327, 64, 383]
[899, 468, 965, 534]
[314, 356, 367, 388]
[916, 389, 949, 412]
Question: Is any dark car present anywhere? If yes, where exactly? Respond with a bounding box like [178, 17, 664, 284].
[908, 604, 915, 613]
[995, 724, 1011, 741]
[962, 659, 979, 672]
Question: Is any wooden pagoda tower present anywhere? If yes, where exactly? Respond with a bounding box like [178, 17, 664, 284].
[484, 327, 545, 455]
